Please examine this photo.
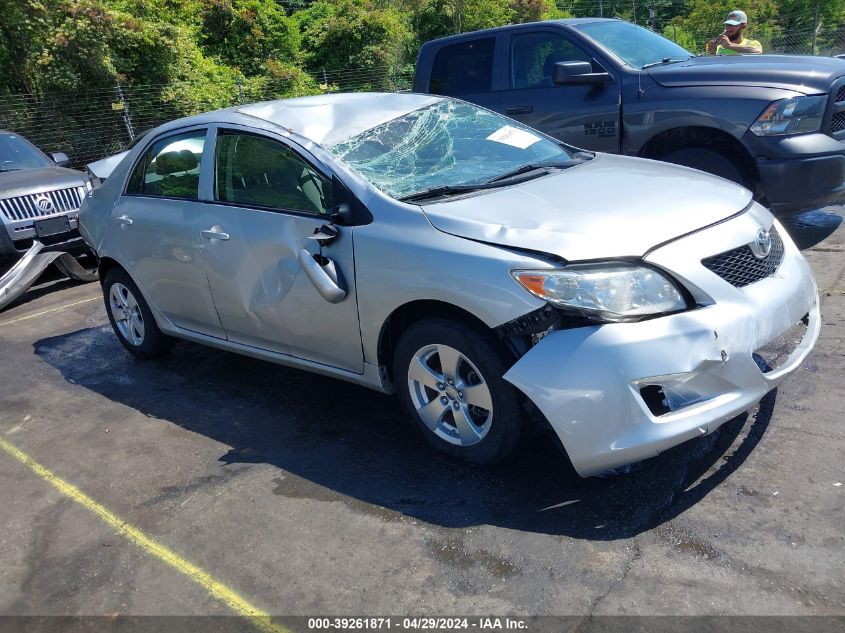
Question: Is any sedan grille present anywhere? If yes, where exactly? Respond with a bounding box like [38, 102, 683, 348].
[701, 226, 785, 288]
[0, 187, 83, 222]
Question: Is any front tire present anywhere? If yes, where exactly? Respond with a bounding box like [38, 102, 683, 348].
[103, 268, 172, 358]
[394, 318, 525, 465]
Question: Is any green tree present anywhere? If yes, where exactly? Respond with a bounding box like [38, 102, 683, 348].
[294, 0, 413, 89]
[510, 0, 568, 24]
[412, 0, 515, 42]
[199, 0, 302, 76]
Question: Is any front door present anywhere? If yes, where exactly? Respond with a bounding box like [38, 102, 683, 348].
[500, 30, 621, 152]
[196, 127, 363, 373]
[112, 128, 225, 338]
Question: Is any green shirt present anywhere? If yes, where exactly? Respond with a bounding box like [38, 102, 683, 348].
[717, 38, 762, 55]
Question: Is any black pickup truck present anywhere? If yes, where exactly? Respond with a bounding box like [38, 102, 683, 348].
[413, 18, 845, 216]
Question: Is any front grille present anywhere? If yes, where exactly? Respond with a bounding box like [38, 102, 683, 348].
[702, 226, 785, 288]
[828, 81, 845, 138]
[0, 186, 83, 222]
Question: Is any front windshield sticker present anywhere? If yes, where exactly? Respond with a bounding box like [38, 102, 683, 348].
[486, 125, 541, 150]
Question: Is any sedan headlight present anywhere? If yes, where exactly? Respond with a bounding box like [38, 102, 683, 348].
[511, 263, 687, 321]
[750, 96, 826, 136]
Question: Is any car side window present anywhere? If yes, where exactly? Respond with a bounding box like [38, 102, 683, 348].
[214, 132, 332, 216]
[126, 130, 206, 199]
[429, 38, 495, 97]
[510, 32, 591, 89]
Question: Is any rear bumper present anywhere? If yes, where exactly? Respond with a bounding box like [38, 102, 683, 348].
[744, 132, 845, 215]
[504, 210, 819, 477]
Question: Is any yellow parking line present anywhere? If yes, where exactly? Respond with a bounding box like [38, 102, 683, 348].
[0, 296, 100, 328]
[0, 436, 288, 633]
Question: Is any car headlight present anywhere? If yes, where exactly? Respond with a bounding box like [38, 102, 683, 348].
[750, 96, 826, 136]
[511, 263, 687, 321]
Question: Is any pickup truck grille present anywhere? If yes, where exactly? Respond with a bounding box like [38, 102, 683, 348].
[701, 226, 785, 288]
[828, 81, 845, 138]
[0, 186, 83, 222]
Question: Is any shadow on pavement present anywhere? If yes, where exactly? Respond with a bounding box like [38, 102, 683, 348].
[780, 207, 843, 250]
[36, 326, 774, 540]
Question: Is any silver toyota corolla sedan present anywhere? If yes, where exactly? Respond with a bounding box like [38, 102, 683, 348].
[79, 93, 819, 477]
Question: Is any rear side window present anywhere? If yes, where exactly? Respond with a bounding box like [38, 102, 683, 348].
[510, 32, 591, 89]
[429, 38, 495, 97]
[214, 132, 332, 216]
[126, 130, 206, 199]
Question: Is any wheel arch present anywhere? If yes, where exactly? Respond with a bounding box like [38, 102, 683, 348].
[97, 256, 124, 282]
[377, 299, 504, 384]
[639, 126, 762, 196]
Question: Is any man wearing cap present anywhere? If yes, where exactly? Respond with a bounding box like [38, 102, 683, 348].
[707, 10, 763, 55]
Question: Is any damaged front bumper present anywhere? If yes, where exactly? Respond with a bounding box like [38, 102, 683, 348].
[503, 210, 820, 477]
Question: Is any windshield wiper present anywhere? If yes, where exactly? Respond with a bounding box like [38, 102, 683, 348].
[400, 183, 497, 203]
[486, 157, 587, 184]
[0, 167, 23, 173]
[401, 157, 588, 203]
[641, 56, 693, 70]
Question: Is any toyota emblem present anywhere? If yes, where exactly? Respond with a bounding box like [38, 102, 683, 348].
[34, 196, 54, 213]
[750, 228, 773, 259]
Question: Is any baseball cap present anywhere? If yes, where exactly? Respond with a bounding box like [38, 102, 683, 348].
[725, 10, 748, 25]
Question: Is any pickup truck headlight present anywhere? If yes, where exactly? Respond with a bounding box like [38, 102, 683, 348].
[511, 263, 687, 322]
[750, 96, 826, 136]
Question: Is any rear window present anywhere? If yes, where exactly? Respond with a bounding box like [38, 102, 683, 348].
[429, 38, 495, 97]
[126, 130, 206, 199]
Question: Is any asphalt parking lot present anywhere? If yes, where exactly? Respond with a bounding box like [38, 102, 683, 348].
[0, 210, 843, 628]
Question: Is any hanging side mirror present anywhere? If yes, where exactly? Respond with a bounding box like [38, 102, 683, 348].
[331, 202, 353, 226]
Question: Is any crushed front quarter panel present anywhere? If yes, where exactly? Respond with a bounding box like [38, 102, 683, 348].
[503, 204, 820, 476]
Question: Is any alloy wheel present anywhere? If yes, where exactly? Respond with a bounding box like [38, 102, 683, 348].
[109, 282, 145, 347]
[406, 343, 493, 446]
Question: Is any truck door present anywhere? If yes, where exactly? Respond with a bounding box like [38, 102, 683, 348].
[500, 29, 621, 153]
[424, 36, 501, 112]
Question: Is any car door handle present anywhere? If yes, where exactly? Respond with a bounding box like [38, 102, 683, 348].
[506, 105, 533, 115]
[116, 214, 133, 226]
[200, 227, 230, 241]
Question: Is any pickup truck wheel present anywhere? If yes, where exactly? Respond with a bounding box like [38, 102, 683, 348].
[661, 148, 748, 189]
[103, 268, 172, 359]
[394, 319, 524, 465]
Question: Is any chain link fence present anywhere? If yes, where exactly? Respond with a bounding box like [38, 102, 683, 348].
[0, 67, 414, 171]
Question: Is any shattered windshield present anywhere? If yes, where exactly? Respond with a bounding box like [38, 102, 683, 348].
[328, 100, 575, 200]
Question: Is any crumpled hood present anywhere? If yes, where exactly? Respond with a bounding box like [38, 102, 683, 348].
[0, 166, 87, 199]
[420, 154, 753, 261]
[647, 55, 845, 93]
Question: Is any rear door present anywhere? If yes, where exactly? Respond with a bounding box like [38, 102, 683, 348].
[194, 126, 363, 373]
[424, 35, 502, 111]
[499, 28, 622, 152]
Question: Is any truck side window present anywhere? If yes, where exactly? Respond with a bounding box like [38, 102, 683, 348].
[510, 33, 591, 89]
[429, 38, 495, 97]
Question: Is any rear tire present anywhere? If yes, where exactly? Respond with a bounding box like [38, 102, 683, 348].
[661, 147, 749, 189]
[103, 268, 172, 358]
[394, 318, 525, 465]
